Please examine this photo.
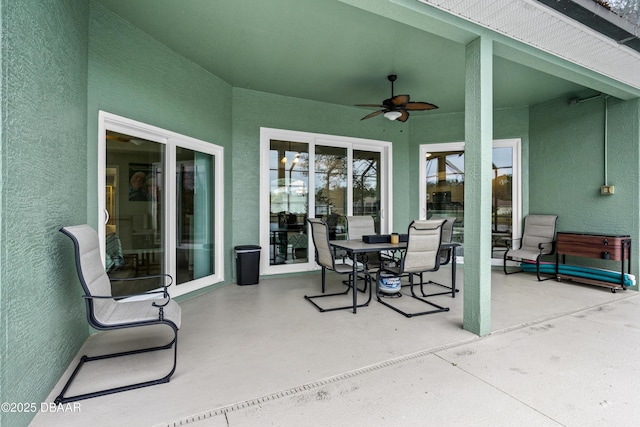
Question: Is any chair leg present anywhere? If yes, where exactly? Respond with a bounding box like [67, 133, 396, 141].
[503, 254, 524, 275]
[535, 257, 555, 281]
[377, 274, 449, 318]
[305, 269, 372, 313]
[418, 272, 459, 298]
[54, 322, 178, 404]
[342, 273, 368, 293]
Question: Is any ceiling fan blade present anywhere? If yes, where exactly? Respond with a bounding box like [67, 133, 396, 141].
[390, 95, 410, 106]
[397, 110, 409, 122]
[355, 104, 386, 108]
[404, 101, 438, 111]
[360, 110, 384, 120]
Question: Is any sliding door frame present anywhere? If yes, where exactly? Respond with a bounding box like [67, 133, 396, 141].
[260, 127, 392, 276]
[419, 138, 522, 264]
[98, 111, 225, 297]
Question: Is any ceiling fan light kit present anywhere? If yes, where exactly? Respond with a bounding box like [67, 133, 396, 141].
[356, 74, 438, 122]
[383, 111, 402, 121]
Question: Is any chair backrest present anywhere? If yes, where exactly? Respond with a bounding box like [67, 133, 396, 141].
[307, 218, 335, 269]
[433, 217, 456, 264]
[61, 225, 117, 326]
[401, 219, 445, 274]
[346, 215, 375, 240]
[521, 214, 558, 253]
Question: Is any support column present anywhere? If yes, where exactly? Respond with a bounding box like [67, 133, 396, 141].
[463, 37, 493, 336]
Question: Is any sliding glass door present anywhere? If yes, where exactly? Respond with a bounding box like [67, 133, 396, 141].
[353, 150, 382, 233]
[315, 145, 348, 241]
[99, 112, 224, 297]
[419, 139, 521, 262]
[268, 140, 310, 265]
[176, 148, 216, 285]
[261, 128, 391, 275]
[104, 130, 166, 296]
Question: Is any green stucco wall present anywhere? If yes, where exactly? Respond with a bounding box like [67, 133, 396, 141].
[88, 2, 234, 286]
[0, 1, 89, 426]
[530, 96, 640, 284]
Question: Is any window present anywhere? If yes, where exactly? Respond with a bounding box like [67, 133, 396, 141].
[99, 112, 224, 297]
[260, 128, 391, 275]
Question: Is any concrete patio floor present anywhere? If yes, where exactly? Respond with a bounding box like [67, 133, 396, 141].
[30, 267, 640, 426]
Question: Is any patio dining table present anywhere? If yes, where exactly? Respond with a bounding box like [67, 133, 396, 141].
[329, 239, 460, 313]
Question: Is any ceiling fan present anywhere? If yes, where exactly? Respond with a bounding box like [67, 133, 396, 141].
[356, 74, 438, 122]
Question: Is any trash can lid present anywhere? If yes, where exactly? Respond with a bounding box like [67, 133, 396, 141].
[235, 245, 261, 251]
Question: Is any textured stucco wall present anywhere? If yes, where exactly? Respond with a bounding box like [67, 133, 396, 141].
[231, 87, 412, 270]
[530, 96, 640, 284]
[87, 3, 233, 286]
[0, 1, 89, 426]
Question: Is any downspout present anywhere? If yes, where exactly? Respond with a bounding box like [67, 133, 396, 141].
[603, 95, 609, 186]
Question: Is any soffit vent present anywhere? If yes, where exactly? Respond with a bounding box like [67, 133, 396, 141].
[418, 0, 640, 91]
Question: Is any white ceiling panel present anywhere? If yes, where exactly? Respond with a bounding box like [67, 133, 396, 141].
[421, 0, 640, 91]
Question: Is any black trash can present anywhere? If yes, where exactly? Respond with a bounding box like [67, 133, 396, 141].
[234, 245, 261, 285]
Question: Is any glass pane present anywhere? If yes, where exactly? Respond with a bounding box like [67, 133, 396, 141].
[105, 130, 165, 296]
[269, 140, 309, 265]
[315, 145, 347, 240]
[426, 148, 515, 259]
[491, 147, 513, 258]
[425, 150, 465, 244]
[176, 147, 215, 284]
[353, 150, 381, 233]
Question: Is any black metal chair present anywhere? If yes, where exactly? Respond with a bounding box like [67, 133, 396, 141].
[504, 214, 558, 281]
[56, 225, 181, 404]
[304, 218, 370, 312]
[376, 219, 449, 318]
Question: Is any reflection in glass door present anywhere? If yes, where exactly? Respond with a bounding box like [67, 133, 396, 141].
[491, 147, 514, 259]
[422, 140, 520, 260]
[105, 130, 165, 296]
[176, 147, 215, 284]
[268, 140, 309, 265]
[425, 150, 465, 245]
[315, 145, 347, 240]
[353, 150, 381, 233]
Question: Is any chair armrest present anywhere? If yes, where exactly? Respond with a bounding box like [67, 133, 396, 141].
[83, 289, 168, 301]
[110, 273, 174, 288]
[538, 240, 556, 255]
[110, 273, 174, 299]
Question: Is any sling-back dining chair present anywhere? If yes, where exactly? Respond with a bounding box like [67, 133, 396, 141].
[503, 214, 558, 281]
[56, 224, 181, 404]
[304, 218, 370, 313]
[345, 215, 381, 291]
[376, 219, 449, 318]
[418, 217, 459, 297]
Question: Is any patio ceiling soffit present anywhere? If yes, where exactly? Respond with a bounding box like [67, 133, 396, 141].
[414, 0, 640, 99]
